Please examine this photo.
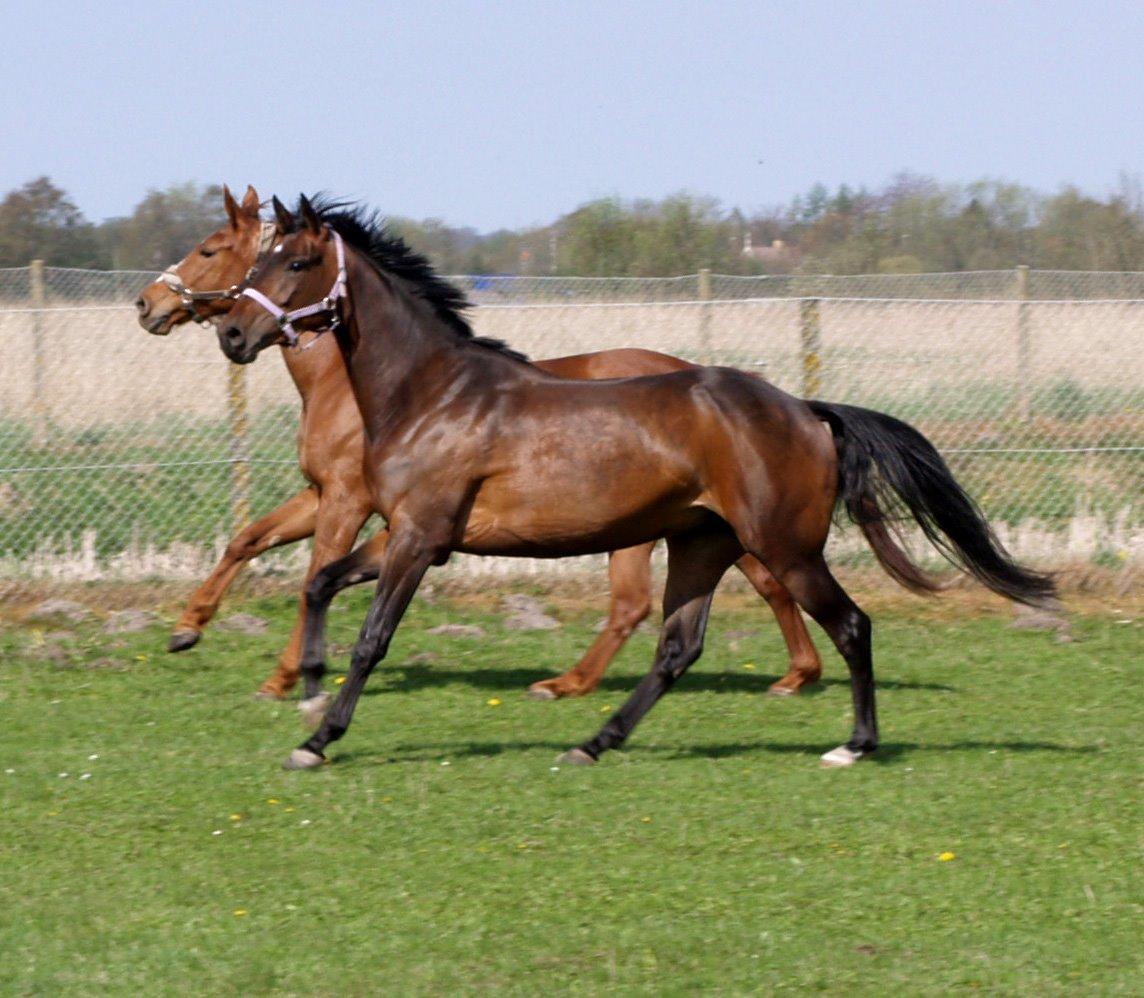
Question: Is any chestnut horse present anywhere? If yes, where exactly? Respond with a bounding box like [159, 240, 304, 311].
[136, 187, 824, 700]
[217, 196, 1054, 771]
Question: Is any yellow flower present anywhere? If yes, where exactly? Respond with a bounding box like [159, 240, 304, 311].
[742, 662, 756, 671]
[285, 807, 296, 813]
[938, 851, 956, 862]
[229, 814, 242, 822]
[233, 909, 248, 917]
[487, 698, 502, 706]
[266, 799, 279, 805]
[334, 676, 346, 685]
[600, 704, 613, 713]
[640, 816, 651, 823]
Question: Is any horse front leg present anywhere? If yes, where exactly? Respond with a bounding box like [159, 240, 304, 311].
[285, 526, 437, 770]
[168, 487, 320, 652]
[732, 554, 824, 696]
[255, 491, 374, 699]
[528, 542, 654, 700]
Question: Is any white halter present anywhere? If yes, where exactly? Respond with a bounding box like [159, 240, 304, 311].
[155, 220, 277, 313]
[239, 229, 348, 348]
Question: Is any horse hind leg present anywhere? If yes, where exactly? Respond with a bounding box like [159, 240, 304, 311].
[561, 523, 742, 764]
[732, 554, 824, 696]
[528, 542, 654, 700]
[772, 554, 875, 767]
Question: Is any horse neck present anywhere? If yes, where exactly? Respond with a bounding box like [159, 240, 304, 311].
[276, 332, 349, 407]
[335, 249, 522, 438]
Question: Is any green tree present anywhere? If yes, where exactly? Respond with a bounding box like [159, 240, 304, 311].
[0, 177, 104, 267]
[105, 183, 226, 269]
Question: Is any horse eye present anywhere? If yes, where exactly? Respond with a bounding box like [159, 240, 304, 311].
[199, 248, 216, 258]
[288, 260, 306, 273]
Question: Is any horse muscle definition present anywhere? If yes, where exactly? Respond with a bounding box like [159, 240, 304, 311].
[136, 187, 824, 701]
[216, 195, 1053, 771]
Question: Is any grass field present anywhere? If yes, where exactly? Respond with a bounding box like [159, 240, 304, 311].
[1, 588, 1141, 994]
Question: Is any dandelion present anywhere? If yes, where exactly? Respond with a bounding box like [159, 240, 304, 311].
[640, 816, 651, 823]
[742, 662, 756, 671]
[229, 814, 242, 822]
[600, 704, 613, 713]
[135, 654, 149, 663]
[233, 909, 248, 917]
[266, 799, 280, 805]
[285, 807, 296, 813]
[938, 851, 956, 862]
[487, 698, 502, 707]
[334, 676, 346, 685]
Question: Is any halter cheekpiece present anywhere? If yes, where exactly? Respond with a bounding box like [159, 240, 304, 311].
[239, 228, 348, 349]
[156, 220, 278, 317]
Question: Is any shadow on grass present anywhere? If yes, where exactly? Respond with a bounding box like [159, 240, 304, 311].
[354, 664, 956, 697]
[330, 737, 1098, 768]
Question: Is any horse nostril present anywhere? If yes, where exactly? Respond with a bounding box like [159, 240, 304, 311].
[135, 296, 149, 316]
[225, 327, 243, 345]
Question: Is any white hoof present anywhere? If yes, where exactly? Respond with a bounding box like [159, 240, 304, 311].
[820, 745, 865, 768]
[298, 692, 331, 729]
[283, 748, 326, 770]
[556, 748, 597, 766]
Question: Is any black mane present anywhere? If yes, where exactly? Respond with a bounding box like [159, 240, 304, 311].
[301, 195, 528, 363]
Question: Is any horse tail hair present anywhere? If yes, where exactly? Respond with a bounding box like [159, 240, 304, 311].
[806, 400, 1057, 608]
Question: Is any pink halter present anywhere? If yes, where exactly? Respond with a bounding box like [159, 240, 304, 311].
[240, 229, 348, 348]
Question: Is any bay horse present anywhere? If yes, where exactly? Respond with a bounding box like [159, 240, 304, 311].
[135, 187, 825, 700]
[216, 195, 1054, 771]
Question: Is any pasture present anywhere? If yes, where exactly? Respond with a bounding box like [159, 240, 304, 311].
[2, 587, 1140, 994]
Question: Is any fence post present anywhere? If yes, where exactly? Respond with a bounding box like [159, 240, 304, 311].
[697, 268, 713, 363]
[29, 260, 48, 448]
[226, 361, 253, 534]
[1015, 264, 1031, 420]
[799, 297, 822, 397]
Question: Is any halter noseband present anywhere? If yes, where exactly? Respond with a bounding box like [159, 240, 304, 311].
[239, 229, 348, 349]
[155, 220, 278, 316]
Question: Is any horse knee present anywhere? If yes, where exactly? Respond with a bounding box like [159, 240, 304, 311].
[607, 594, 651, 637]
[654, 633, 704, 681]
[836, 608, 871, 662]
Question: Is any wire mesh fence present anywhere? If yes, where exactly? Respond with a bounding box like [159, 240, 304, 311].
[1, 266, 1141, 599]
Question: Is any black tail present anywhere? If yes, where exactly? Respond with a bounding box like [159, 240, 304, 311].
[806, 400, 1057, 608]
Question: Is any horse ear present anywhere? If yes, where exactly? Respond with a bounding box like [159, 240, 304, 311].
[272, 196, 297, 233]
[299, 194, 323, 234]
[222, 185, 240, 228]
[241, 185, 260, 216]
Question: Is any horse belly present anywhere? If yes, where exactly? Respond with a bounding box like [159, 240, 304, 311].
[459, 473, 698, 557]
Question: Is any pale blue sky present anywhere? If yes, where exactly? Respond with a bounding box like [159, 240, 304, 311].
[3, 0, 1141, 231]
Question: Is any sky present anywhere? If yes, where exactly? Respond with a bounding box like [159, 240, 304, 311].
[3, 0, 1142, 233]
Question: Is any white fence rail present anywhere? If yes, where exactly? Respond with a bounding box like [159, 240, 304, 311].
[1, 267, 1141, 596]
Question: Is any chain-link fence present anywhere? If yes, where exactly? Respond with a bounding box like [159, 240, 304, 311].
[1, 266, 1141, 598]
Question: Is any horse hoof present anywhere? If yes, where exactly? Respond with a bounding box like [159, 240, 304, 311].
[283, 748, 326, 770]
[556, 748, 596, 766]
[254, 689, 286, 702]
[298, 692, 331, 729]
[526, 683, 558, 701]
[767, 684, 797, 697]
[167, 630, 201, 653]
[819, 745, 865, 768]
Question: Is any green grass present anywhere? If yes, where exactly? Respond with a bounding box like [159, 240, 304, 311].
[1, 592, 1141, 994]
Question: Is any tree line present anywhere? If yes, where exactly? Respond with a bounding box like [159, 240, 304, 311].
[2, 173, 1142, 276]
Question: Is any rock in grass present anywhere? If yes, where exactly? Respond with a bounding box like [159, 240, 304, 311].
[217, 613, 269, 635]
[26, 599, 91, 624]
[104, 609, 161, 634]
[501, 594, 560, 631]
[1010, 603, 1073, 642]
[428, 624, 486, 638]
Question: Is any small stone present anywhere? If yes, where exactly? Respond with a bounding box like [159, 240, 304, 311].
[217, 613, 269, 635]
[104, 609, 161, 634]
[428, 624, 486, 638]
[501, 594, 559, 631]
[1011, 604, 1071, 640]
[26, 600, 91, 624]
